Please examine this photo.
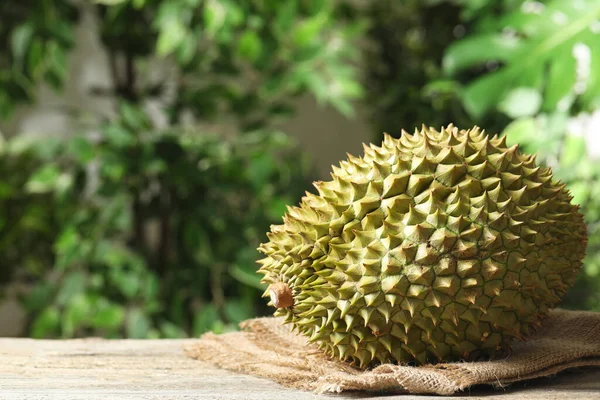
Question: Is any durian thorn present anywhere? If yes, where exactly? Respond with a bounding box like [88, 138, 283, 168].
[269, 282, 294, 308]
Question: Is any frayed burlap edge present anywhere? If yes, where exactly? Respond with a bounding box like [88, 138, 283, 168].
[184, 309, 600, 395]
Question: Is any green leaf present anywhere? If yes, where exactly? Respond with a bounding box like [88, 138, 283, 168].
[224, 300, 253, 325]
[230, 264, 264, 290]
[66, 136, 95, 163]
[568, 181, 589, 206]
[157, 18, 187, 56]
[330, 97, 354, 118]
[193, 304, 218, 335]
[237, 31, 262, 62]
[581, 39, 600, 110]
[246, 153, 275, 188]
[120, 102, 148, 130]
[27, 38, 44, 79]
[503, 117, 537, 147]
[274, 0, 298, 36]
[450, 1, 600, 119]
[55, 227, 90, 272]
[94, 0, 128, 4]
[109, 269, 140, 299]
[63, 293, 91, 337]
[126, 308, 151, 338]
[31, 307, 60, 338]
[11, 23, 34, 65]
[561, 134, 587, 168]
[25, 164, 60, 193]
[268, 196, 290, 220]
[443, 34, 523, 75]
[91, 303, 126, 330]
[306, 0, 329, 15]
[160, 321, 187, 338]
[498, 87, 543, 118]
[104, 123, 135, 147]
[543, 47, 577, 111]
[176, 34, 198, 65]
[203, 1, 226, 35]
[292, 15, 325, 48]
[140, 273, 160, 302]
[0, 90, 12, 119]
[338, 79, 364, 99]
[462, 69, 511, 120]
[47, 41, 68, 84]
[422, 80, 461, 97]
[23, 283, 54, 312]
[56, 271, 86, 306]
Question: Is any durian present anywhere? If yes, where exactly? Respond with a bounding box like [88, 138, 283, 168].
[257, 125, 587, 368]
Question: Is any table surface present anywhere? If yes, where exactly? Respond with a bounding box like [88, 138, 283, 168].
[0, 338, 599, 400]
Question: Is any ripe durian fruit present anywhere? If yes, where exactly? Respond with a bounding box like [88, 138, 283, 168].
[257, 125, 587, 368]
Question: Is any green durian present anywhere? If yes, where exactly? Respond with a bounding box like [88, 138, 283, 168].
[257, 125, 587, 368]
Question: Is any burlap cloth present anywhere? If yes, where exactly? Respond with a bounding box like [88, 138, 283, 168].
[184, 309, 600, 395]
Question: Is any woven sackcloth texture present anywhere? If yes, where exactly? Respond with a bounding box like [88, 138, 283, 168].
[184, 309, 600, 395]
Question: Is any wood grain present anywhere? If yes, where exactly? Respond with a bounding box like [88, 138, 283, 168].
[0, 338, 599, 399]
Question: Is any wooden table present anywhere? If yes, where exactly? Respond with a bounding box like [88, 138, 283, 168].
[1, 338, 599, 399]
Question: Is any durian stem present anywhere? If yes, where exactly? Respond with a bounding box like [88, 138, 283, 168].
[269, 282, 294, 308]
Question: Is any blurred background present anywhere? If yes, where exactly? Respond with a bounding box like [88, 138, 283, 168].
[0, 0, 599, 338]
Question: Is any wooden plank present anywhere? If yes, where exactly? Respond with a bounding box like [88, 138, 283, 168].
[0, 338, 599, 399]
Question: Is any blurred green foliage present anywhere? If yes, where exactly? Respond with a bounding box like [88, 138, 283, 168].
[1, 0, 600, 339]
[434, 0, 600, 310]
[7, 129, 310, 338]
[0, 0, 365, 337]
[361, 0, 466, 135]
[363, 0, 600, 310]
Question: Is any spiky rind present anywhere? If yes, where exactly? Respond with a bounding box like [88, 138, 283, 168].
[257, 125, 587, 369]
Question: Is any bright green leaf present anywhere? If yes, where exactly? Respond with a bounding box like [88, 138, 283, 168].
[462, 69, 511, 120]
[274, 0, 298, 36]
[543, 47, 577, 111]
[292, 15, 325, 48]
[104, 123, 135, 147]
[330, 97, 354, 118]
[23, 283, 54, 312]
[230, 264, 264, 290]
[109, 269, 140, 299]
[568, 181, 589, 206]
[237, 31, 262, 62]
[47, 41, 68, 83]
[224, 300, 253, 325]
[94, 0, 128, 4]
[91, 303, 126, 330]
[203, 0, 226, 35]
[503, 117, 537, 147]
[63, 293, 91, 337]
[31, 307, 60, 338]
[56, 271, 86, 306]
[25, 164, 60, 193]
[66, 137, 95, 163]
[160, 321, 187, 338]
[120, 102, 147, 130]
[581, 39, 600, 110]
[11, 23, 34, 65]
[498, 87, 542, 118]
[193, 304, 218, 335]
[443, 34, 523, 76]
[27, 38, 44, 79]
[561, 134, 587, 168]
[176, 34, 198, 65]
[157, 19, 187, 56]
[126, 308, 151, 338]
